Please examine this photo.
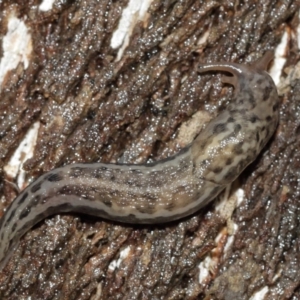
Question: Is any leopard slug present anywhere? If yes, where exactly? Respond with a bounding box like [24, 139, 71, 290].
[0, 52, 279, 270]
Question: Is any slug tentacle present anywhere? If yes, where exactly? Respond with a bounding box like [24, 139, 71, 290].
[0, 52, 279, 271]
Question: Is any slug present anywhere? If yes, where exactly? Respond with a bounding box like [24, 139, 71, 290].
[0, 52, 279, 270]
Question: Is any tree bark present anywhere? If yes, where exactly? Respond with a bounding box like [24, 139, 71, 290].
[0, 0, 299, 299]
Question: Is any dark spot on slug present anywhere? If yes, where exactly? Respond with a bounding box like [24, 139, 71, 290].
[246, 92, 256, 106]
[57, 185, 75, 195]
[136, 204, 156, 214]
[213, 123, 227, 134]
[273, 103, 279, 111]
[31, 182, 42, 193]
[165, 202, 176, 211]
[262, 86, 272, 101]
[19, 207, 31, 219]
[70, 167, 87, 178]
[8, 239, 16, 252]
[126, 214, 139, 222]
[227, 117, 235, 123]
[259, 138, 266, 148]
[245, 155, 253, 164]
[200, 159, 209, 167]
[11, 223, 17, 233]
[6, 209, 16, 224]
[256, 78, 263, 85]
[34, 194, 42, 203]
[18, 192, 29, 205]
[234, 124, 242, 133]
[249, 114, 258, 123]
[226, 158, 233, 165]
[266, 115, 272, 122]
[199, 140, 208, 151]
[47, 172, 64, 182]
[130, 169, 143, 175]
[232, 143, 243, 155]
[238, 99, 244, 105]
[212, 166, 222, 174]
[93, 170, 103, 179]
[178, 160, 190, 173]
[144, 192, 158, 202]
[248, 73, 255, 81]
[109, 190, 121, 198]
[224, 166, 238, 182]
[256, 132, 260, 142]
[233, 108, 247, 116]
[234, 161, 245, 174]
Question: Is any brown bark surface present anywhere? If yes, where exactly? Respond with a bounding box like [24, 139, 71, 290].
[0, 0, 299, 299]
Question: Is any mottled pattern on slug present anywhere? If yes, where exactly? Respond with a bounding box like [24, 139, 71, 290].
[0, 52, 279, 270]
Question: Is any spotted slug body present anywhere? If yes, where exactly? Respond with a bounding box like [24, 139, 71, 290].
[0, 52, 279, 270]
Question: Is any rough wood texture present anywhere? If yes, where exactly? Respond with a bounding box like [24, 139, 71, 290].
[0, 0, 299, 299]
